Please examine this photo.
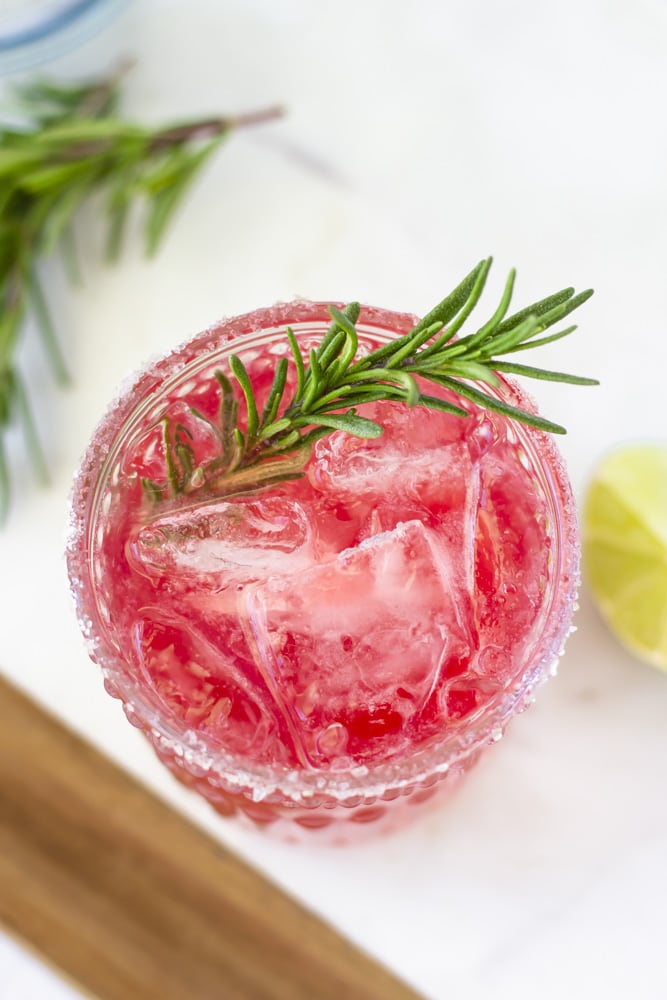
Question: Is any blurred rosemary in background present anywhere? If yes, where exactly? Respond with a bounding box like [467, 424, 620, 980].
[0, 65, 281, 522]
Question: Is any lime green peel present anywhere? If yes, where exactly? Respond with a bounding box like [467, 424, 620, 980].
[583, 444, 667, 671]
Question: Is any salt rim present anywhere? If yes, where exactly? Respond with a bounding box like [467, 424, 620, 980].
[66, 300, 580, 807]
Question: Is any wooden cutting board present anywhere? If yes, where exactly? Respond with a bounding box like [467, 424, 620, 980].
[0, 675, 423, 1000]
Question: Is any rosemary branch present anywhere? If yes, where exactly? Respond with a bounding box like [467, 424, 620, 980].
[147, 258, 597, 503]
[0, 68, 282, 523]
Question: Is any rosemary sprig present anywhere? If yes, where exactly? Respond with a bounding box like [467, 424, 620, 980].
[148, 258, 597, 503]
[0, 67, 282, 523]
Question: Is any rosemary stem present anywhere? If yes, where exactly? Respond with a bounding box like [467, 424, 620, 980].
[151, 106, 284, 149]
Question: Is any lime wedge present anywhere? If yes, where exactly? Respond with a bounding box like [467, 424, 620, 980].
[582, 444, 667, 671]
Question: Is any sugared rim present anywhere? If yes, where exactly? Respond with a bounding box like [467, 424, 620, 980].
[66, 300, 579, 805]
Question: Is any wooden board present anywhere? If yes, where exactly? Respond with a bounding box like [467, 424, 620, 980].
[0, 675, 423, 1000]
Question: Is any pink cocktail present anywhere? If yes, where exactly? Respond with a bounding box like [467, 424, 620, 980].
[67, 301, 578, 840]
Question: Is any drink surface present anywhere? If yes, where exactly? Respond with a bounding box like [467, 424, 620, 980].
[86, 312, 562, 778]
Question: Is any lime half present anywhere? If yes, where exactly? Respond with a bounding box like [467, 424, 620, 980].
[583, 444, 667, 671]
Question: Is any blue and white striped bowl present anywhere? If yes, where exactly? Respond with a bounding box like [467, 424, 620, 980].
[0, 0, 130, 74]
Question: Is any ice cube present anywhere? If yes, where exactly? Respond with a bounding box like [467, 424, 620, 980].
[241, 520, 475, 768]
[309, 400, 479, 513]
[128, 495, 315, 592]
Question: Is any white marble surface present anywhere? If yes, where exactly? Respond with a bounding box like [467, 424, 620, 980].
[0, 932, 83, 999]
[1, 1, 667, 998]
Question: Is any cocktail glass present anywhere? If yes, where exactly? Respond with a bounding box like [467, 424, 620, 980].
[67, 301, 579, 842]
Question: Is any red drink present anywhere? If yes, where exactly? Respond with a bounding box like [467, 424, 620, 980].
[68, 302, 578, 840]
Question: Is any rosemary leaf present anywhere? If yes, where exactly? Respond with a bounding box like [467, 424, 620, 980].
[145, 138, 223, 255]
[229, 355, 259, 444]
[494, 287, 576, 335]
[505, 324, 578, 353]
[316, 302, 360, 365]
[433, 375, 568, 435]
[12, 371, 49, 483]
[28, 271, 69, 384]
[409, 258, 489, 339]
[491, 361, 599, 385]
[287, 327, 306, 402]
[417, 257, 492, 359]
[39, 179, 90, 255]
[260, 356, 289, 430]
[293, 411, 384, 438]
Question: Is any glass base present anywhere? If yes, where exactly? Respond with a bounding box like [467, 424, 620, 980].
[151, 730, 483, 845]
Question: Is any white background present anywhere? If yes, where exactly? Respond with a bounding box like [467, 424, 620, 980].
[1, 1, 667, 998]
